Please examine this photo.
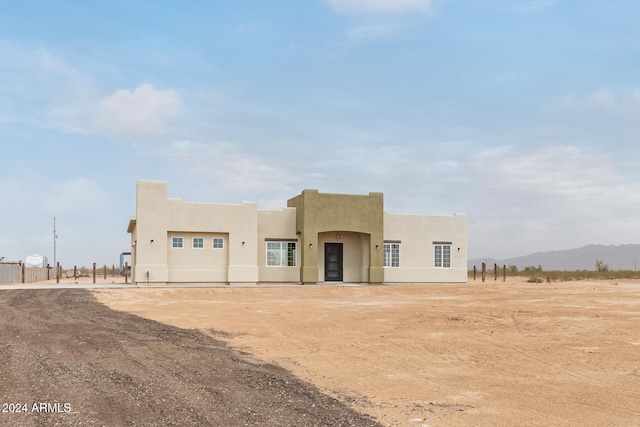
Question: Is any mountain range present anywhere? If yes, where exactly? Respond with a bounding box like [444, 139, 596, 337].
[468, 244, 640, 271]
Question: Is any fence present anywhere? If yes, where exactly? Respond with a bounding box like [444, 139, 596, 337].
[470, 262, 507, 282]
[0, 263, 19, 284]
[0, 263, 53, 285]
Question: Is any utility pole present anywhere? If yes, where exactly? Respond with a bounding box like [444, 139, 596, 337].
[53, 217, 58, 267]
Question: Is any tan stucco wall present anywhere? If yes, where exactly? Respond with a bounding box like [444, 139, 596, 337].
[166, 232, 229, 283]
[257, 208, 300, 282]
[128, 180, 468, 286]
[131, 180, 258, 285]
[383, 212, 468, 283]
[287, 190, 384, 284]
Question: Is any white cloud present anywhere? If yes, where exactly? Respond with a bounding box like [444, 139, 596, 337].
[0, 171, 119, 266]
[325, 1, 432, 44]
[553, 88, 640, 122]
[586, 89, 616, 109]
[0, 173, 105, 219]
[474, 145, 640, 213]
[0, 46, 183, 139]
[33, 49, 90, 88]
[162, 140, 295, 192]
[468, 145, 640, 258]
[45, 178, 109, 213]
[0, 46, 98, 130]
[94, 84, 182, 137]
[324, 0, 431, 14]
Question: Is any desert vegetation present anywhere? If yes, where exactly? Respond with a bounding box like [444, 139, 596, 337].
[470, 260, 640, 283]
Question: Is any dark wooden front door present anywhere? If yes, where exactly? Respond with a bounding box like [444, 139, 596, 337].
[324, 243, 343, 281]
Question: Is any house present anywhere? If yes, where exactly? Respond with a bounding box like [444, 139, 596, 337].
[127, 180, 467, 286]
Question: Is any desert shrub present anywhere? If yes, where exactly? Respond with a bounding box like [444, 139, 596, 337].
[595, 260, 609, 272]
[469, 267, 640, 282]
[527, 276, 544, 283]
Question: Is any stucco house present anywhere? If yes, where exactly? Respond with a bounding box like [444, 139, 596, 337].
[127, 180, 467, 286]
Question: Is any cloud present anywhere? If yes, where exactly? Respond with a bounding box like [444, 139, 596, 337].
[325, 1, 432, 44]
[468, 145, 640, 258]
[161, 140, 295, 192]
[94, 84, 182, 137]
[0, 171, 109, 226]
[324, 0, 431, 14]
[0, 46, 98, 130]
[553, 89, 640, 122]
[0, 170, 119, 266]
[0, 46, 183, 139]
[474, 145, 640, 214]
[45, 178, 109, 213]
[586, 90, 616, 109]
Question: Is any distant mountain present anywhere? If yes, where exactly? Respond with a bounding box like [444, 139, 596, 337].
[468, 244, 640, 271]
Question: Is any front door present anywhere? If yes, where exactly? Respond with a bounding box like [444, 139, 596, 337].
[324, 243, 343, 281]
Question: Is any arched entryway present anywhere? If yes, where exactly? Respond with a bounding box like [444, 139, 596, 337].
[318, 231, 370, 283]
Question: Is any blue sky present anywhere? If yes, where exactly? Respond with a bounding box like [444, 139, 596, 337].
[1, 0, 639, 267]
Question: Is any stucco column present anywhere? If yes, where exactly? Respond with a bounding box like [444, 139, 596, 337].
[369, 233, 384, 284]
[300, 232, 318, 284]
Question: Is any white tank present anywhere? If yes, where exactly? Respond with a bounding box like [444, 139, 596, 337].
[25, 254, 48, 268]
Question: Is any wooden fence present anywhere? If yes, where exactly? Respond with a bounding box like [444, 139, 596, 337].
[471, 262, 507, 282]
[1, 262, 131, 286]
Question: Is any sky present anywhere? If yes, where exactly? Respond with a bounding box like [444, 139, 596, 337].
[1, 0, 639, 267]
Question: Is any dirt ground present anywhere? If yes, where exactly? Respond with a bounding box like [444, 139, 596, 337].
[93, 278, 640, 426]
[0, 288, 380, 426]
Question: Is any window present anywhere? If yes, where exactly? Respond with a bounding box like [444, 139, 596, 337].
[213, 238, 224, 249]
[383, 242, 400, 267]
[172, 237, 183, 248]
[193, 237, 204, 249]
[434, 242, 451, 268]
[266, 241, 297, 266]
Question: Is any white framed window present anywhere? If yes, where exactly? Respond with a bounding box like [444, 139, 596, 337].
[266, 240, 297, 266]
[172, 237, 184, 248]
[383, 241, 400, 267]
[212, 238, 224, 249]
[434, 242, 451, 268]
[193, 237, 204, 249]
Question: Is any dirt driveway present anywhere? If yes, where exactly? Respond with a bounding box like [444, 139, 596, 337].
[0, 289, 380, 426]
[95, 279, 640, 426]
